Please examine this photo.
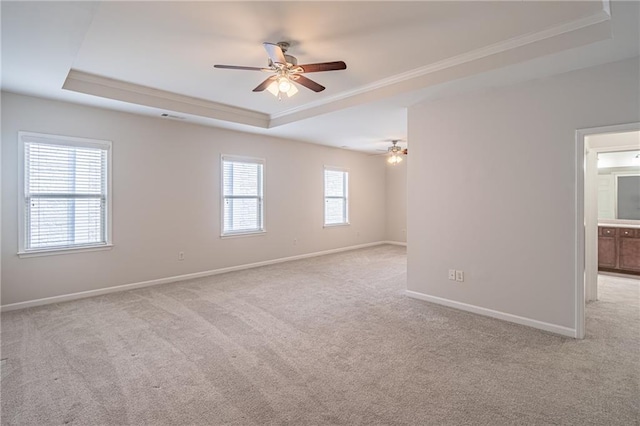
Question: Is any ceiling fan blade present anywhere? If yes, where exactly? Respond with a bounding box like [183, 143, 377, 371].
[252, 76, 277, 92]
[214, 65, 272, 72]
[297, 61, 347, 73]
[263, 42, 287, 65]
[293, 75, 325, 92]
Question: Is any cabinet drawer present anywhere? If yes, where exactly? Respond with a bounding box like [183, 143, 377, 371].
[619, 228, 637, 238]
[600, 227, 617, 237]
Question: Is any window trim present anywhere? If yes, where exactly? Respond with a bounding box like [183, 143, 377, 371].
[220, 154, 266, 238]
[17, 131, 113, 256]
[323, 166, 350, 227]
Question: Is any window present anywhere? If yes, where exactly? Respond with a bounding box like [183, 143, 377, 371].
[18, 132, 112, 255]
[324, 167, 349, 226]
[221, 155, 265, 236]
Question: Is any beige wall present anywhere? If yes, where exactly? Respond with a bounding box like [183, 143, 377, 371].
[1, 93, 387, 306]
[407, 58, 639, 331]
[385, 158, 407, 243]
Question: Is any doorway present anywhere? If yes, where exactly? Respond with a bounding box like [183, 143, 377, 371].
[576, 123, 640, 339]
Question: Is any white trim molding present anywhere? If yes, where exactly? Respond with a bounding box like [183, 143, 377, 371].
[406, 290, 577, 338]
[576, 121, 640, 340]
[63, 70, 270, 128]
[382, 241, 407, 247]
[271, 6, 612, 122]
[220, 154, 266, 237]
[323, 166, 349, 227]
[17, 131, 113, 256]
[1, 241, 389, 312]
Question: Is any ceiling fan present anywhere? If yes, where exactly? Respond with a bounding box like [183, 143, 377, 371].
[214, 42, 347, 99]
[376, 140, 407, 164]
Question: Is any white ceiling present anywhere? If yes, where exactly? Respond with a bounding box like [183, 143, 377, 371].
[2, 1, 639, 153]
[594, 131, 640, 168]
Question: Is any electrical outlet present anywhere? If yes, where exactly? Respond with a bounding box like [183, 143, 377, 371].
[448, 269, 456, 280]
[455, 270, 464, 282]
[178, 251, 185, 261]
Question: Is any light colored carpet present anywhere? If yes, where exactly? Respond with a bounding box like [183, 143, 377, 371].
[1, 245, 638, 425]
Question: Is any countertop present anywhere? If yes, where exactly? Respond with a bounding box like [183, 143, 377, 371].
[598, 223, 640, 229]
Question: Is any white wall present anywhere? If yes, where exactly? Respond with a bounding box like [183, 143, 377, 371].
[407, 57, 639, 332]
[385, 158, 407, 243]
[1, 92, 387, 306]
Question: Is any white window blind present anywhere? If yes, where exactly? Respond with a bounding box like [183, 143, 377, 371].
[19, 132, 111, 253]
[222, 156, 264, 235]
[324, 168, 349, 225]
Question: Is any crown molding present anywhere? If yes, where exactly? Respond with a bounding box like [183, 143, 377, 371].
[63, 70, 270, 128]
[62, 3, 610, 130]
[269, 5, 611, 123]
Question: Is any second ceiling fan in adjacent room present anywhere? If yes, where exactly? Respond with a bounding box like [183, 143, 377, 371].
[382, 140, 408, 164]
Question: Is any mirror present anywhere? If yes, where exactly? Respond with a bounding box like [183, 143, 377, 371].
[597, 150, 640, 222]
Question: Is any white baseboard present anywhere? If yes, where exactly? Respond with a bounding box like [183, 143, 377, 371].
[1, 241, 388, 312]
[382, 240, 407, 247]
[405, 290, 577, 338]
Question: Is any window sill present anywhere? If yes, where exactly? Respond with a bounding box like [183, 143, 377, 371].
[18, 244, 113, 258]
[220, 230, 266, 239]
[323, 223, 350, 228]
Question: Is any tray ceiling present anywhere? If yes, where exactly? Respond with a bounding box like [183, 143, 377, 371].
[2, 1, 637, 152]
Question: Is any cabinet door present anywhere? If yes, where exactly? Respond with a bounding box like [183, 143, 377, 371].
[598, 236, 617, 268]
[619, 236, 640, 272]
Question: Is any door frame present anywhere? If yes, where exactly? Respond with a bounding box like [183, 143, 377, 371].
[575, 122, 640, 339]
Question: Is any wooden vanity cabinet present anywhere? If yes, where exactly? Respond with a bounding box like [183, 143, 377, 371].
[598, 227, 617, 269]
[619, 230, 640, 273]
[598, 226, 640, 275]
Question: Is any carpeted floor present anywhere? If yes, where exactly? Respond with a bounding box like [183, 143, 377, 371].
[1, 245, 638, 425]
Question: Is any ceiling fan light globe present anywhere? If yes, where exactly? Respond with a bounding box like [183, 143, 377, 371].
[278, 77, 292, 93]
[388, 154, 402, 165]
[286, 84, 299, 97]
[266, 81, 280, 97]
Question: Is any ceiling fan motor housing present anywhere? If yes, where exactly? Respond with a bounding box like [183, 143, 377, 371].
[268, 54, 297, 68]
[388, 140, 404, 154]
[284, 54, 298, 66]
[276, 42, 297, 66]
